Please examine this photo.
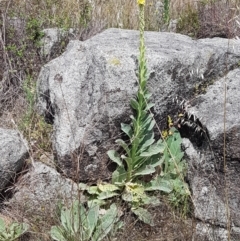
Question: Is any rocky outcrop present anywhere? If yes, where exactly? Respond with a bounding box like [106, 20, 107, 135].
[40, 28, 70, 59]
[182, 68, 240, 240]
[36, 28, 240, 240]
[37, 28, 240, 180]
[7, 162, 82, 218]
[0, 128, 28, 191]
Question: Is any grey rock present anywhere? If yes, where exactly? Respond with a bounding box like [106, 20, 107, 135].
[40, 28, 69, 59]
[183, 136, 240, 239]
[183, 139, 227, 225]
[0, 128, 28, 191]
[168, 19, 178, 32]
[6, 162, 83, 218]
[35, 28, 240, 238]
[37, 28, 240, 183]
[194, 222, 229, 241]
[188, 69, 240, 158]
[183, 68, 240, 229]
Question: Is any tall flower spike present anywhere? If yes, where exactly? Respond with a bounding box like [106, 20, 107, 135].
[137, 0, 145, 5]
[138, 0, 146, 88]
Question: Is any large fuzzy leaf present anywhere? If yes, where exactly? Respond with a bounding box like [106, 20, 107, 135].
[144, 177, 173, 193]
[141, 115, 152, 128]
[88, 186, 100, 195]
[130, 98, 139, 110]
[133, 165, 156, 177]
[140, 141, 165, 157]
[122, 191, 133, 202]
[50, 226, 67, 241]
[121, 123, 133, 138]
[144, 92, 152, 99]
[115, 139, 130, 156]
[107, 150, 123, 167]
[60, 208, 73, 234]
[133, 154, 163, 173]
[112, 166, 127, 183]
[92, 204, 119, 241]
[97, 191, 119, 200]
[141, 195, 161, 206]
[131, 207, 154, 226]
[0, 218, 5, 233]
[86, 202, 99, 239]
[71, 202, 81, 235]
[146, 102, 155, 110]
[138, 132, 155, 153]
[98, 183, 120, 192]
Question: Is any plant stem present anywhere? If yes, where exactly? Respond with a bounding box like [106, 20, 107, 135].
[127, 3, 147, 182]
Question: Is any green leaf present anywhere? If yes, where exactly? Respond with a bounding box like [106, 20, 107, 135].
[86, 202, 99, 239]
[146, 102, 155, 109]
[148, 155, 165, 168]
[130, 98, 139, 110]
[98, 183, 120, 192]
[146, 119, 156, 131]
[141, 195, 161, 206]
[72, 201, 82, 234]
[141, 115, 152, 127]
[107, 150, 123, 167]
[122, 192, 133, 202]
[78, 182, 88, 190]
[88, 186, 100, 195]
[144, 177, 173, 193]
[140, 141, 165, 157]
[131, 116, 138, 128]
[60, 208, 72, 234]
[140, 110, 148, 120]
[131, 207, 154, 226]
[0, 217, 5, 233]
[112, 166, 127, 183]
[92, 204, 119, 241]
[87, 199, 106, 206]
[133, 165, 156, 177]
[121, 123, 133, 138]
[144, 92, 152, 99]
[115, 139, 130, 156]
[144, 176, 173, 193]
[79, 203, 88, 240]
[11, 223, 28, 239]
[97, 191, 119, 200]
[139, 132, 155, 152]
[171, 151, 184, 164]
[50, 226, 67, 241]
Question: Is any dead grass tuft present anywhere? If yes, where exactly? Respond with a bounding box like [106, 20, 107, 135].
[0, 1, 239, 241]
[175, 0, 240, 38]
[197, 0, 240, 38]
[170, 0, 198, 19]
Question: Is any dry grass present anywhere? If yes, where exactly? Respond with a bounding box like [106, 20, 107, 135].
[1, 0, 91, 28]
[197, 0, 240, 38]
[90, 0, 161, 31]
[170, 0, 199, 19]
[0, 0, 239, 240]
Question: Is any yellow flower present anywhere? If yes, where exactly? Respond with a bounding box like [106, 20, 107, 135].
[137, 0, 145, 5]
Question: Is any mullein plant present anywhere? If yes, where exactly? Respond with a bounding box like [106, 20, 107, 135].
[82, 0, 171, 225]
[108, 0, 177, 191]
[0, 217, 28, 241]
[50, 201, 122, 241]
[107, 0, 168, 186]
[80, 0, 190, 225]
